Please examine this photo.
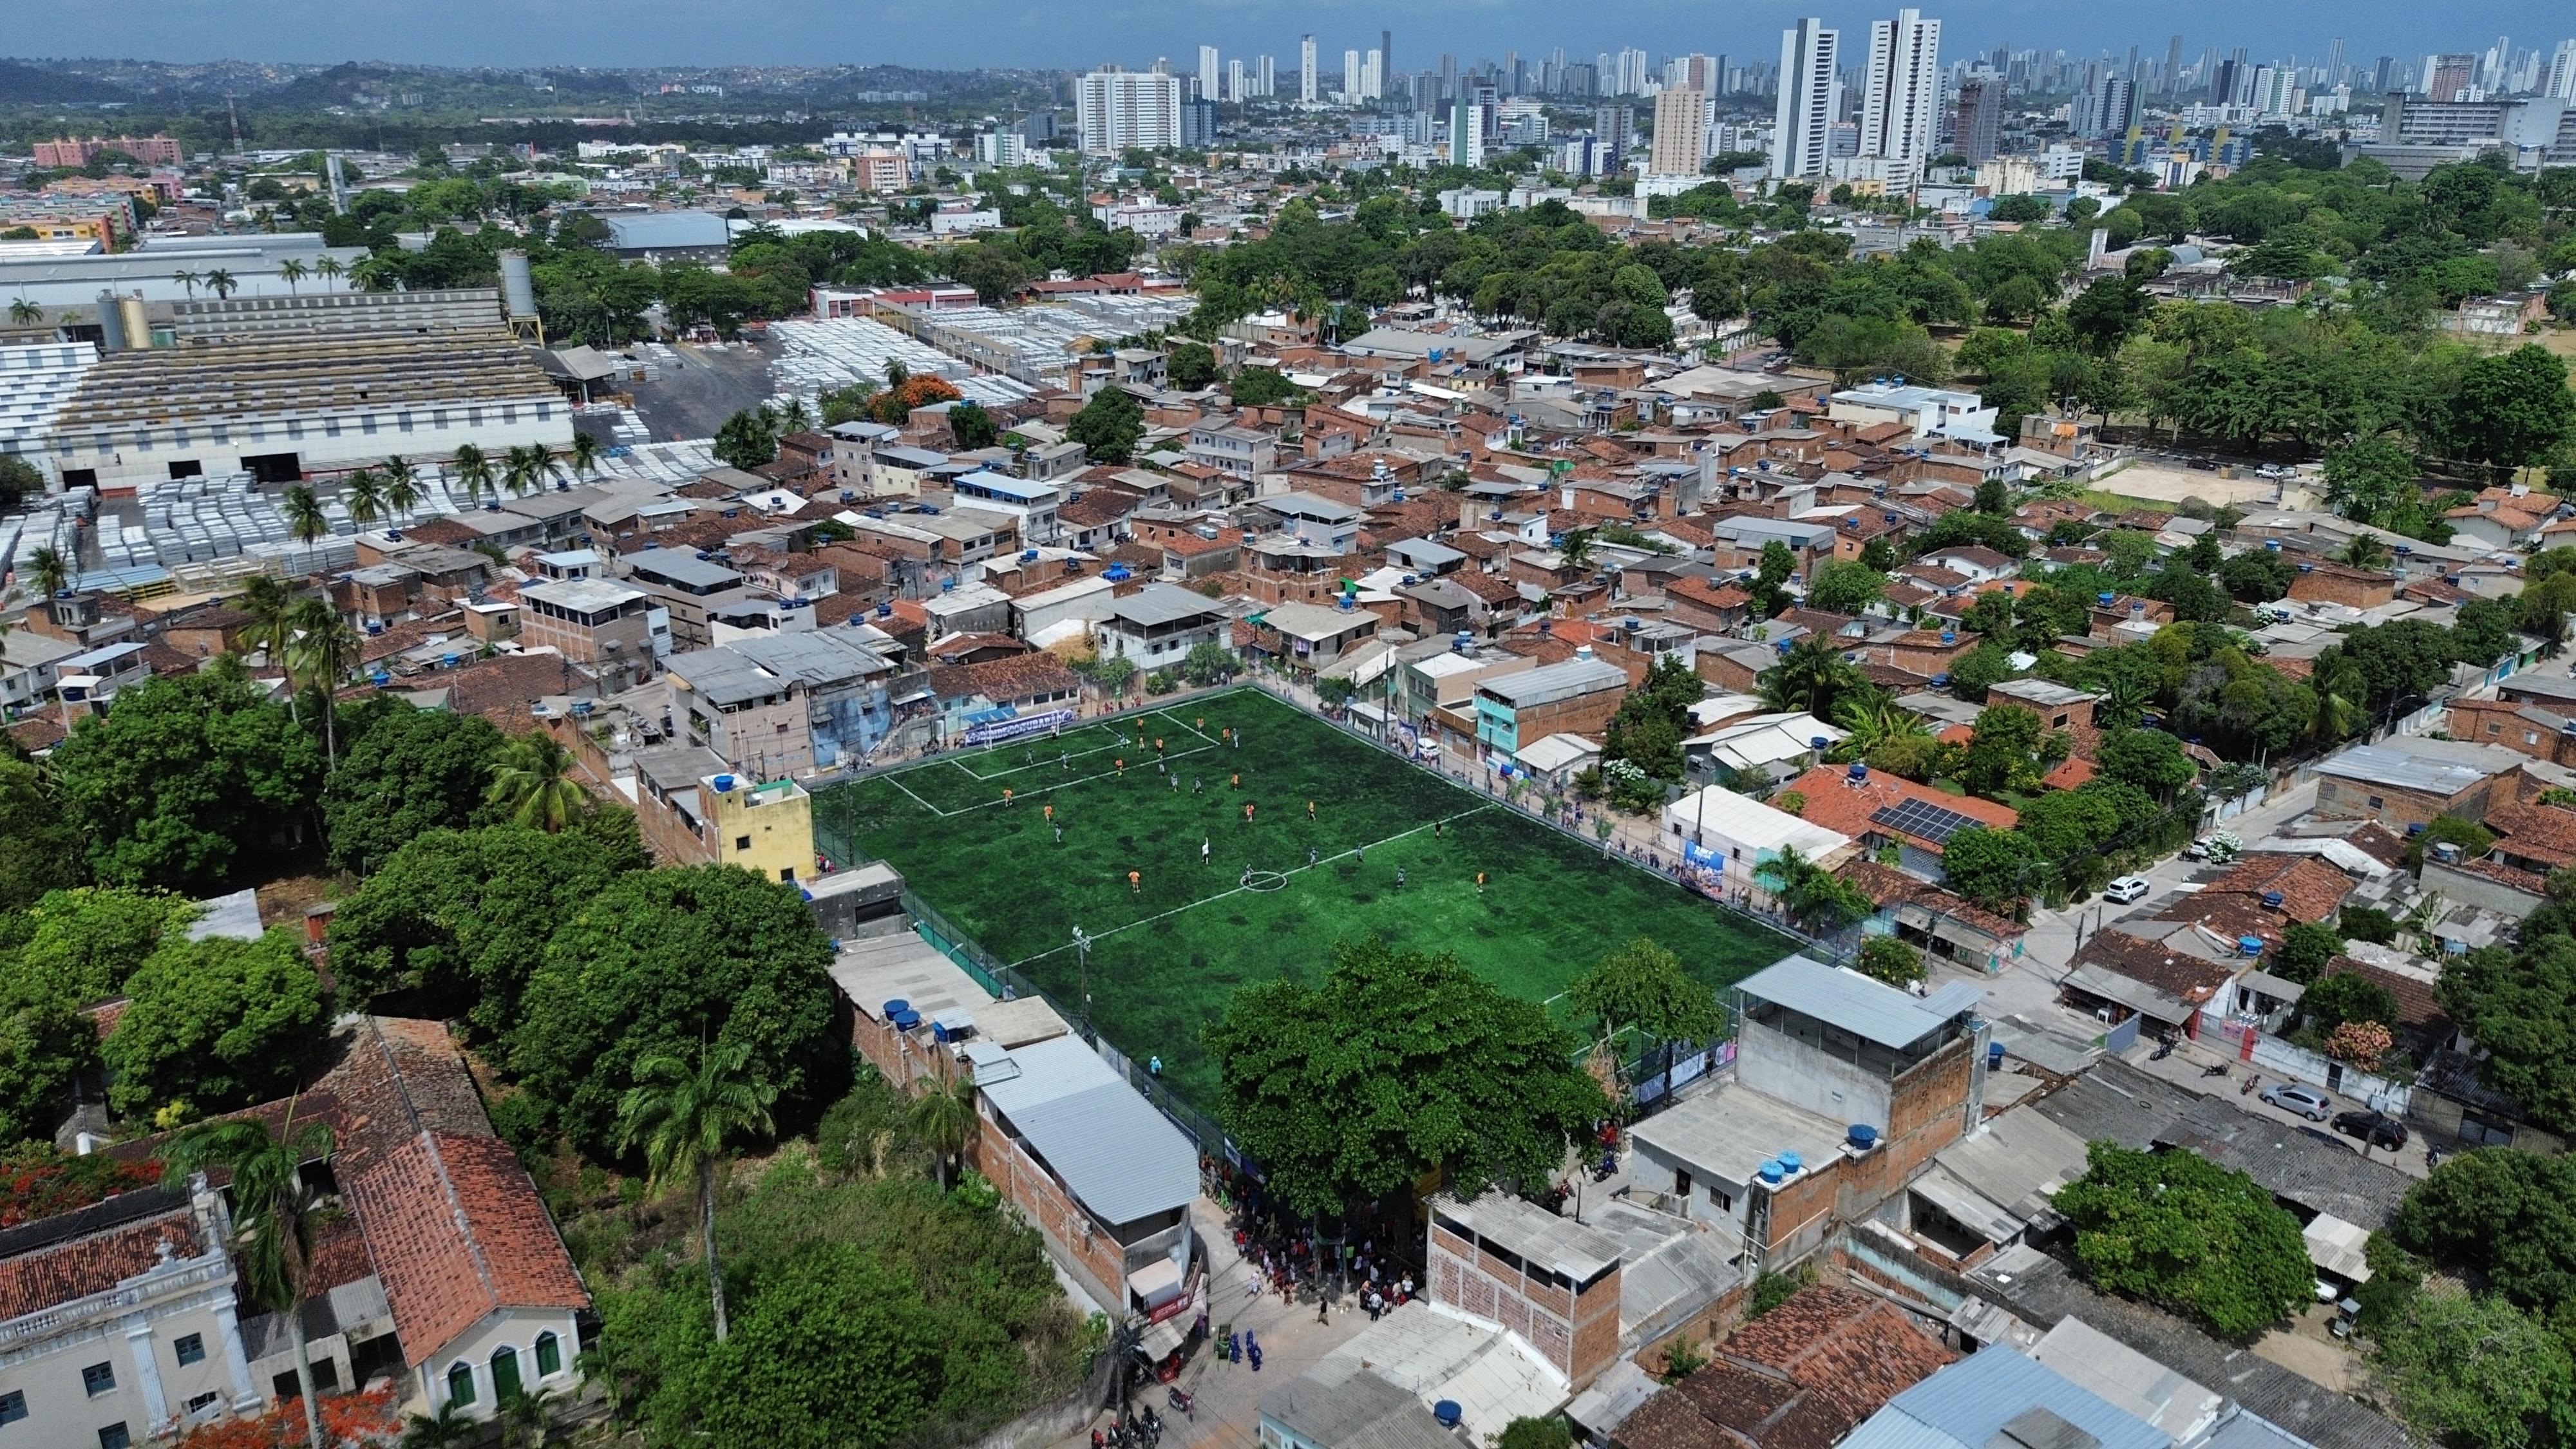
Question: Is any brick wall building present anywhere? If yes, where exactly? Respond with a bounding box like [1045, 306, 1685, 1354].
[1426, 1195, 1625, 1390]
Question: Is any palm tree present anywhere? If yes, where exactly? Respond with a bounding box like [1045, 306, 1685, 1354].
[204, 268, 238, 299]
[614, 1041, 779, 1345]
[287, 594, 358, 764]
[8, 298, 42, 327]
[1560, 529, 1595, 571]
[380, 456, 422, 519]
[340, 468, 384, 529]
[776, 397, 813, 434]
[1758, 635, 1865, 719]
[1754, 844, 1871, 934]
[565, 430, 605, 479]
[313, 255, 345, 291]
[1830, 694, 1931, 760]
[486, 730, 586, 831]
[907, 1076, 978, 1191]
[401, 1402, 475, 1449]
[884, 359, 909, 388]
[171, 269, 200, 299]
[281, 484, 330, 546]
[236, 573, 298, 667]
[162, 1112, 337, 1449]
[24, 545, 68, 599]
[500, 444, 549, 497]
[278, 257, 308, 294]
[450, 443, 495, 503]
[2340, 532, 2392, 570]
[495, 1386, 560, 1449]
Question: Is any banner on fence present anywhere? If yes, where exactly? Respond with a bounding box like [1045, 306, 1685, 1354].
[965, 708, 1079, 746]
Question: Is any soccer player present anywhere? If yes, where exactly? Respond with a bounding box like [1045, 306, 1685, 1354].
[1307, 800, 1316, 821]
[1477, 871, 1487, 893]
[1003, 788, 1014, 807]
[1129, 870, 1141, 894]
[1244, 802, 1256, 824]
[1202, 838, 1211, 865]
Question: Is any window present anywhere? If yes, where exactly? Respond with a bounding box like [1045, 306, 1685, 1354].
[446, 1361, 475, 1407]
[779, 867, 796, 882]
[734, 836, 752, 852]
[535, 1331, 562, 1377]
[2367, 795, 2385, 809]
[173, 1332, 205, 1366]
[185, 1393, 219, 1416]
[83, 1361, 117, 1396]
[99, 1426, 130, 1449]
[0, 1391, 22, 1425]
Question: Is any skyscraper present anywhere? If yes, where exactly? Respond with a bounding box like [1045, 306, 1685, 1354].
[2325, 36, 2345, 84]
[1647, 85, 1706, 175]
[1383, 30, 1394, 87]
[1075, 68, 1184, 155]
[2549, 39, 2576, 100]
[2163, 35, 2185, 94]
[1858, 8, 1942, 177]
[1227, 58, 1245, 102]
[1198, 45, 1220, 102]
[1593, 104, 1634, 166]
[2427, 53, 2474, 101]
[1772, 19, 1841, 179]
[1952, 71, 2003, 163]
[1258, 55, 1274, 97]
[1300, 35, 1318, 103]
[2093, 74, 2139, 137]
[1448, 100, 1486, 166]
[1344, 48, 1361, 100]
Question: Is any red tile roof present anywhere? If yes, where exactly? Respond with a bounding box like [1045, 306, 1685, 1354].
[2193, 854, 2356, 924]
[1778, 764, 2016, 854]
[1835, 860, 2025, 940]
[2071, 929, 2237, 1005]
[0, 1206, 201, 1321]
[2483, 802, 2576, 869]
[1623, 1287, 1955, 1449]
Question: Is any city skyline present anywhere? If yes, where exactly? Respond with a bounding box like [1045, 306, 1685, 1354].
[0, 0, 2564, 73]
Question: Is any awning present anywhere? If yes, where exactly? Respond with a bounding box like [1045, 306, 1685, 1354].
[1910, 1165, 2024, 1245]
[1139, 1314, 1188, 1361]
[2304, 1213, 2373, 1283]
[1127, 1256, 1184, 1309]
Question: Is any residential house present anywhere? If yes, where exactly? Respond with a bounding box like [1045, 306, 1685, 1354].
[2060, 929, 2240, 1039]
[661, 630, 902, 778]
[2313, 739, 2530, 828]
[1665, 784, 1856, 905]
[1095, 583, 1229, 670]
[927, 654, 1084, 742]
[1473, 653, 1630, 757]
[1184, 422, 1278, 480]
[1615, 1287, 1955, 1449]
[1836, 859, 2026, 975]
[516, 577, 660, 688]
[1247, 600, 1380, 675]
[623, 552, 752, 652]
[1776, 764, 2018, 886]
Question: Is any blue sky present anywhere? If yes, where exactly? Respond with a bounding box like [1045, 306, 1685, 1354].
[1, 0, 2562, 72]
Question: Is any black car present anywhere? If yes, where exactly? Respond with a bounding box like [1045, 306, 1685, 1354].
[2333, 1110, 2409, 1150]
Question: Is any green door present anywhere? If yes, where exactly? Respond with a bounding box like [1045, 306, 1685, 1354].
[491, 1346, 522, 1402]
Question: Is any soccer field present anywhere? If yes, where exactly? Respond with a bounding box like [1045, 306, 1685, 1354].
[817, 689, 1799, 1112]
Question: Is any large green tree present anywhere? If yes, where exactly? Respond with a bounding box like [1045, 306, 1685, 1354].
[515, 865, 839, 1155]
[1066, 386, 1146, 464]
[2369, 1289, 2572, 1449]
[325, 822, 645, 1037]
[0, 759, 84, 911]
[2439, 345, 2576, 477]
[1205, 938, 1608, 1217]
[1937, 826, 2047, 916]
[320, 703, 505, 873]
[2436, 940, 2576, 1133]
[2395, 1148, 2576, 1311]
[103, 929, 330, 1117]
[1566, 937, 1723, 1074]
[2054, 1141, 2312, 1338]
[0, 886, 196, 1007]
[48, 670, 325, 890]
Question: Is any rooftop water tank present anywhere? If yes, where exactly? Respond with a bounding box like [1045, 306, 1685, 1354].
[1777, 1150, 1804, 1174]
[1940, 630, 1956, 644]
[2239, 936, 2264, 957]
[1810, 737, 1829, 750]
[2262, 891, 2284, 908]
[714, 773, 736, 793]
[881, 998, 910, 1018]
[1849, 762, 1869, 781]
[1433, 1403, 1463, 1430]
[2432, 841, 2463, 863]
[1847, 1123, 1880, 1150]
[1757, 1159, 1785, 1184]
[1987, 1041, 2005, 1070]
[2297, 562, 2314, 573]
[2098, 591, 2114, 606]
[2264, 539, 2280, 551]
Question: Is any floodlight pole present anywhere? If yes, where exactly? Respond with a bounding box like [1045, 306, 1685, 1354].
[1072, 925, 1093, 1039]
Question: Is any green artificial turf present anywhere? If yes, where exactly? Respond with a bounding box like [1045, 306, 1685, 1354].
[817, 689, 1799, 1112]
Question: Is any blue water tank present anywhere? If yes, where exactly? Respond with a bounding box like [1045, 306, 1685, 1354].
[1849, 762, 1869, 781]
[2238, 936, 2264, 957]
[1847, 1123, 1880, 1150]
[882, 998, 911, 1017]
[1810, 737, 1828, 750]
[1757, 1159, 1785, 1184]
[1433, 1403, 1463, 1429]
[2262, 891, 2284, 908]
[2297, 562, 2314, 573]
[1987, 1041, 2005, 1070]
[1777, 1150, 1804, 1174]
[1940, 630, 1956, 645]
[714, 773, 737, 793]
[2264, 539, 2280, 552]
[2096, 591, 2114, 606]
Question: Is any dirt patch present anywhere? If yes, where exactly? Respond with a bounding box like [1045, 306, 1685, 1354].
[2088, 460, 2282, 509]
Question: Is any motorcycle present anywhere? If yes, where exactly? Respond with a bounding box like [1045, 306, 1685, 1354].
[1591, 1150, 1618, 1182]
[2201, 1063, 2230, 1078]
[1168, 1387, 1195, 1417]
[2150, 1036, 2176, 1061]
[2240, 1072, 2260, 1096]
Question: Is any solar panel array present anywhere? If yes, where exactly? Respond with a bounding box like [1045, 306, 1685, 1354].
[1870, 799, 1984, 844]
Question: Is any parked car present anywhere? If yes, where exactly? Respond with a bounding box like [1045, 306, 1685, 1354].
[2262, 1083, 2334, 1120]
[2184, 838, 2211, 860]
[2105, 875, 2152, 904]
[2333, 1109, 2409, 1150]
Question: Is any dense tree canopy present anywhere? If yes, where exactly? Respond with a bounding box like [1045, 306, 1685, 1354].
[2054, 1141, 2313, 1338]
[102, 929, 330, 1119]
[319, 701, 505, 873]
[48, 670, 324, 891]
[1205, 938, 1608, 1217]
[515, 865, 842, 1156]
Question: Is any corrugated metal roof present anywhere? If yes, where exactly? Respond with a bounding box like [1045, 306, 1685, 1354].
[2311, 743, 2505, 795]
[1734, 954, 1974, 1051]
[974, 1036, 1197, 1226]
[1842, 1347, 2168, 1449]
[1110, 582, 1226, 629]
[1477, 655, 1628, 708]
